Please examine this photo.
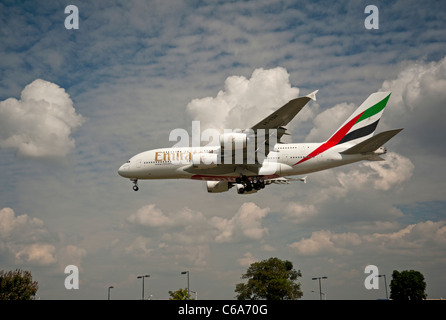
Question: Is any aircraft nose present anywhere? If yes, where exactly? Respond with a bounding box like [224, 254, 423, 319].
[118, 163, 129, 177]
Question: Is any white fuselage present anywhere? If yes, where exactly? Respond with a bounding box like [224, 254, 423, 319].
[117, 91, 398, 194]
[118, 142, 374, 182]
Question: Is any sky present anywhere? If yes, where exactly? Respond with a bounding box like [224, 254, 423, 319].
[0, 0, 445, 300]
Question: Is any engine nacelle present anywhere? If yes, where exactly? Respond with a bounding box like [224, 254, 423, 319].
[192, 152, 219, 169]
[206, 181, 230, 193]
[219, 132, 249, 150]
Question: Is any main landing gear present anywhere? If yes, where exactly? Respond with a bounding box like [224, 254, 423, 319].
[131, 179, 139, 191]
[235, 175, 265, 194]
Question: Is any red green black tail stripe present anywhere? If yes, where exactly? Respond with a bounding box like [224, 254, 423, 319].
[294, 93, 390, 166]
[338, 119, 380, 145]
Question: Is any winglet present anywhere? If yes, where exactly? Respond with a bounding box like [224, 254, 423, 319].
[306, 90, 318, 101]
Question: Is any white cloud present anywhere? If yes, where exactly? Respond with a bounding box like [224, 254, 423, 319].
[288, 230, 361, 256]
[186, 67, 300, 132]
[127, 202, 270, 245]
[127, 204, 207, 229]
[367, 220, 446, 254]
[126, 204, 214, 267]
[212, 202, 270, 243]
[278, 154, 413, 227]
[58, 245, 87, 270]
[124, 202, 271, 269]
[125, 236, 153, 258]
[380, 57, 446, 157]
[0, 207, 56, 266]
[125, 235, 211, 267]
[0, 207, 86, 267]
[180, 244, 210, 267]
[381, 57, 446, 114]
[237, 252, 257, 267]
[289, 220, 446, 258]
[337, 152, 415, 191]
[1, 1, 445, 300]
[364, 153, 415, 190]
[284, 203, 318, 224]
[15, 243, 56, 266]
[305, 102, 355, 142]
[0, 79, 85, 159]
[0, 207, 45, 238]
[127, 204, 171, 227]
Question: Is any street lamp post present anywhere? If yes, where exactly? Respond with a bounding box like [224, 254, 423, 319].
[137, 274, 150, 300]
[190, 290, 198, 300]
[108, 286, 114, 300]
[378, 274, 388, 299]
[181, 271, 190, 296]
[311, 290, 326, 300]
[312, 276, 328, 300]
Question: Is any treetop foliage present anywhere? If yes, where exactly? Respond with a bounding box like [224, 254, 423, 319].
[390, 269, 427, 300]
[0, 269, 39, 300]
[235, 257, 302, 300]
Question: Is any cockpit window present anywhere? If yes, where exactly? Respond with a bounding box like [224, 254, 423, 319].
[126, 160, 130, 163]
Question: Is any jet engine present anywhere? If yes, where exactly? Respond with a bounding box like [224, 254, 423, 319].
[206, 181, 230, 193]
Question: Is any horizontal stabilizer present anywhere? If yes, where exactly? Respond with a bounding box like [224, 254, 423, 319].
[341, 128, 403, 155]
[268, 176, 307, 184]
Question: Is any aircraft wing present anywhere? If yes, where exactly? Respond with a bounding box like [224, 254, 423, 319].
[251, 90, 318, 130]
[249, 91, 317, 154]
[186, 91, 318, 174]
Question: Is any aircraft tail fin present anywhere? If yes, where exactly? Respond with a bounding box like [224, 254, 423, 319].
[293, 92, 397, 166]
[326, 91, 392, 146]
[340, 128, 403, 155]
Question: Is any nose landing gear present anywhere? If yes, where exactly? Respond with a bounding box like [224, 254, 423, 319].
[131, 179, 139, 191]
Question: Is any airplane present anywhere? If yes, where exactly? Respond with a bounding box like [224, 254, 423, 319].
[118, 90, 403, 194]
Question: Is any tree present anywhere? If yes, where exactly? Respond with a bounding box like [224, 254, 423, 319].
[168, 288, 194, 300]
[390, 270, 427, 300]
[0, 269, 39, 300]
[235, 257, 303, 300]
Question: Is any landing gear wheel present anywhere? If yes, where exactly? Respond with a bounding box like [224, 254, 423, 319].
[131, 179, 139, 191]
